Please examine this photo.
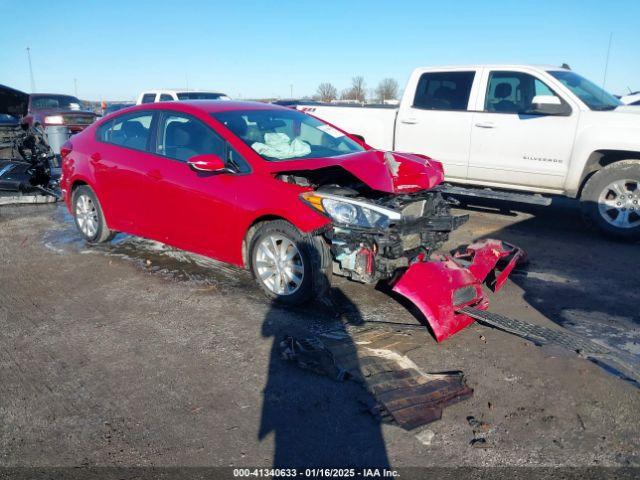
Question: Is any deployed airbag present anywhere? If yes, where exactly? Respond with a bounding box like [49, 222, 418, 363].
[251, 132, 311, 160]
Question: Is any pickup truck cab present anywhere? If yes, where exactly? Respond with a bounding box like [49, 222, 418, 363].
[300, 65, 640, 239]
[136, 89, 231, 105]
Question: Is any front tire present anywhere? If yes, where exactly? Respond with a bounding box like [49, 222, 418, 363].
[72, 185, 114, 243]
[249, 220, 331, 305]
[581, 160, 640, 241]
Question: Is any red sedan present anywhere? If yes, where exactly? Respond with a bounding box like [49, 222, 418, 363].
[60, 101, 522, 341]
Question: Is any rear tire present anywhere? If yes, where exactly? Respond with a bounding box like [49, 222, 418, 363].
[580, 160, 640, 241]
[248, 220, 331, 305]
[71, 185, 114, 243]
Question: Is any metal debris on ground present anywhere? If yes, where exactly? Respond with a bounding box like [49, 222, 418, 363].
[461, 307, 640, 384]
[280, 328, 473, 430]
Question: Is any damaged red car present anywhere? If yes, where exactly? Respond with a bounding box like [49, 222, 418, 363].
[60, 101, 523, 341]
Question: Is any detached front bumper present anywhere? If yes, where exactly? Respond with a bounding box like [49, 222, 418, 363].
[391, 239, 525, 342]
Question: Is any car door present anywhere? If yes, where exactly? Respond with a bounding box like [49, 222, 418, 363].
[468, 69, 579, 190]
[394, 69, 480, 180]
[148, 111, 250, 263]
[93, 110, 159, 235]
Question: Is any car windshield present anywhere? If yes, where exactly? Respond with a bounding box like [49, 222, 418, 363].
[548, 71, 622, 111]
[211, 109, 365, 161]
[31, 95, 83, 110]
[176, 92, 228, 100]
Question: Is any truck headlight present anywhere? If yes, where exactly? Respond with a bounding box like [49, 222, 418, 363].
[44, 115, 64, 125]
[301, 192, 400, 229]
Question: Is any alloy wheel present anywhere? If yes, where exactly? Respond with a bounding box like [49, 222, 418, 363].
[75, 194, 99, 238]
[597, 179, 640, 229]
[254, 234, 304, 295]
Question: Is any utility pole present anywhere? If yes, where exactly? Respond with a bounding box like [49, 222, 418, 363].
[290, 84, 293, 98]
[26, 47, 36, 92]
[74, 78, 78, 97]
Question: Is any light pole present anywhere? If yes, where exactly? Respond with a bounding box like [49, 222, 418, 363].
[290, 84, 293, 98]
[74, 78, 78, 97]
[26, 47, 36, 92]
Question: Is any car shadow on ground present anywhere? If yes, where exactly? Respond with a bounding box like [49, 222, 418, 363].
[258, 287, 390, 468]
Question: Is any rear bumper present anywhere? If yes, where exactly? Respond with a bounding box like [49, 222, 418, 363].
[391, 239, 525, 342]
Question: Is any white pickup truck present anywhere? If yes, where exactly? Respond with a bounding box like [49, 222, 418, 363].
[299, 65, 640, 240]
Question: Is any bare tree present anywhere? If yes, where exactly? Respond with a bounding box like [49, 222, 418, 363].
[351, 76, 366, 102]
[375, 78, 399, 103]
[316, 82, 338, 103]
[340, 88, 352, 100]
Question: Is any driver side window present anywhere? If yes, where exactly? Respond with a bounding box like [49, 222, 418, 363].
[156, 113, 226, 162]
[484, 71, 560, 114]
[155, 112, 251, 173]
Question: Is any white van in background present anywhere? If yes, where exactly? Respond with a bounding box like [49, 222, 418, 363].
[136, 90, 231, 105]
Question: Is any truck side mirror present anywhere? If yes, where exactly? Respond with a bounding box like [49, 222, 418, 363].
[528, 95, 571, 116]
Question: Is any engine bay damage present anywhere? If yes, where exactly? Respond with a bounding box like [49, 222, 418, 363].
[276, 155, 526, 342]
[278, 166, 470, 284]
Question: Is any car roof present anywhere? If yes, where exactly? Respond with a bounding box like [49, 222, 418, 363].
[104, 100, 288, 120]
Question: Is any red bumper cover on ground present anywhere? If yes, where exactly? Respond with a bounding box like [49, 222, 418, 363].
[392, 239, 525, 342]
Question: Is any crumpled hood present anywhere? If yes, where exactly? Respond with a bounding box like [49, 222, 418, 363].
[267, 150, 444, 194]
[0, 84, 29, 117]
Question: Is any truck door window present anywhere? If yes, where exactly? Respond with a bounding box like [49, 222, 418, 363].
[484, 71, 562, 114]
[413, 72, 475, 111]
[141, 93, 156, 104]
[159, 94, 173, 101]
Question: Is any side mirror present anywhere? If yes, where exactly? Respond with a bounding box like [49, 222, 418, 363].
[528, 95, 571, 115]
[350, 134, 366, 144]
[187, 154, 228, 173]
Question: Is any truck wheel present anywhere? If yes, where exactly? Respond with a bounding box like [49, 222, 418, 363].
[72, 185, 114, 243]
[249, 220, 331, 305]
[581, 160, 640, 240]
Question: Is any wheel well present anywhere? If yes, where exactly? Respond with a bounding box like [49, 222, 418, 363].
[70, 180, 88, 195]
[577, 150, 640, 197]
[242, 215, 288, 268]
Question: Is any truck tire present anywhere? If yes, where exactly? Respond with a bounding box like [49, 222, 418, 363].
[71, 185, 115, 243]
[249, 220, 331, 305]
[580, 160, 640, 241]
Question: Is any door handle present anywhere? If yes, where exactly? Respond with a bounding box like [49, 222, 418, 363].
[400, 117, 419, 125]
[147, 169, 162, 181]
[474, 122, 496, 129]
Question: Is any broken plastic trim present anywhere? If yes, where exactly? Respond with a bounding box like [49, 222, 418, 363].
[391, 240, 525, 342]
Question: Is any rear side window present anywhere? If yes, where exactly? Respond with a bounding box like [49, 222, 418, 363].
[141, 93, 156, 104]
[159, 94, 173, 101]
[97, 112, 154, 151]
[413, 71, 475, 111]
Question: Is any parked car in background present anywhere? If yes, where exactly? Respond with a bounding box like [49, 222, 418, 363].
[620, 91, 640, 106]
[59, 100, 523, 341]
[104, 103, 135, 115]
[299, 65, 640, 240]
[136, 90, 230, 104]
[24, 94, 98, 134]
[272, 99, 322, 108]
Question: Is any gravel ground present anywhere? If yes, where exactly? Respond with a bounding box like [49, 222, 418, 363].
[0, 200, 638, 469]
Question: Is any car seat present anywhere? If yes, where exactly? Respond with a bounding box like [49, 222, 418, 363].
[491, 83, 519, 113]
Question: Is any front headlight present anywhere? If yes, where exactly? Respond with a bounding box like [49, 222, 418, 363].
[301, 192, 400, 229]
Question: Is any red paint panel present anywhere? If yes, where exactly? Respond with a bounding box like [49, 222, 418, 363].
[392, 258, 487, 342]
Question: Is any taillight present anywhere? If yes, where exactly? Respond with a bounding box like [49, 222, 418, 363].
[60, 141, 72, 159]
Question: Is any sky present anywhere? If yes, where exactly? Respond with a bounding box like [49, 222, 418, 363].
[1, 0, 639, 101]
